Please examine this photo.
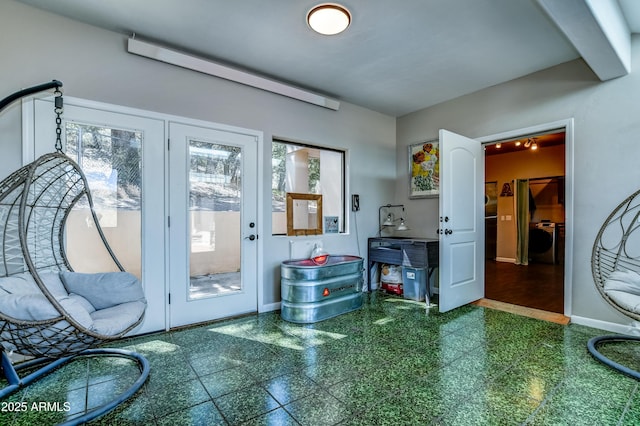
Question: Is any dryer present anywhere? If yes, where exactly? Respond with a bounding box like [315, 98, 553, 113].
[529, 222, 557, 264]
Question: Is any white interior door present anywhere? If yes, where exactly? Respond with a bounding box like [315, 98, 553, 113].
[168, 122, 258, 327]
[439, 129, 484, 312]
[32, 99, 166, 335]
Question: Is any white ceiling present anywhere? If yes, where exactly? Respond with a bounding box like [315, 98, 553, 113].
[620, 0, 640, 31]
[14, 0, 639, 117]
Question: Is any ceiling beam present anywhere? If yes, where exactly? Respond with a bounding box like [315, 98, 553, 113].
[537, 0, 630, 80]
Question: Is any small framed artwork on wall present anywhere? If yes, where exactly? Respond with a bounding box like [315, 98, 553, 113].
[409, 139, 439, 198]
[324, 216, 339, 233]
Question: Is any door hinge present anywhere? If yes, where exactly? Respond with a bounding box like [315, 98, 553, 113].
[168, 293, 171, 304]
[167, 138, 170, 150]
[168, 216, 170, 227]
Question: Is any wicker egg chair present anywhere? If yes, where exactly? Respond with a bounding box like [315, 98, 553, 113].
[589, 187, 640, 380]
[0, 81, 149, 425]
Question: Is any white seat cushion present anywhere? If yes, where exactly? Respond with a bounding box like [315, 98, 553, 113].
[90, 301, 146, 336]
[39, 271, 70, 299]
[0, 293, 93, 329]
[68, 293, 96, 314]
[604, 270, 640, 296]
[0, 293, 59, 320]
[0, 273, 40, 295]
[0, 272, 93, 332]
[0, 271, 68, 298]
[606, 290, 640, 314]
[0, 271, 146, 344]
[60, 271, 146, 310]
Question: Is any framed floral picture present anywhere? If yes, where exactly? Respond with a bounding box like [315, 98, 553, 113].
[409, 139, 439, 198]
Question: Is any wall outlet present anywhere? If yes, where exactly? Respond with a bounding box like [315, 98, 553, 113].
[352, 194, 360, 211]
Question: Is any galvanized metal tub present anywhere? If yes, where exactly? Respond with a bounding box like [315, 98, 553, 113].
[281, 255, 364, 323]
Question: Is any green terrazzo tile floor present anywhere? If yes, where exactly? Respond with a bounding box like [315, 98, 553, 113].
[2, 292, 640, 425]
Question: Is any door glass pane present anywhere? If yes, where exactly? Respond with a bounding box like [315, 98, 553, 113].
[189, 139, 242, 299]
[65, 122, 142, 278]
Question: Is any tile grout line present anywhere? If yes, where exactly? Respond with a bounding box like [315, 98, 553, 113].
[174, 325, 321, 424]
[430, 322, 559, 424]
[617, 382, 638, 426]
[169, 329, 235, 425]
[521, 375, 567, 425]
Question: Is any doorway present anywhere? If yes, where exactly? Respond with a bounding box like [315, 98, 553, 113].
[484, 131, 566, 314]
[168, 122, 259, 327]
[30, 97, 261, 332]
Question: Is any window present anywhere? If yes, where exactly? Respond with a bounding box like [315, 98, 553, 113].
[32, 99, 162, 285]
[64, 121, 143, 277]
[65, 122, 142, 228]
[272, 139, 345, 235]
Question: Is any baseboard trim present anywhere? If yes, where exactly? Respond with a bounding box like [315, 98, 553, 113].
[472, 298, 570, 325]
[259, 302, 281, 313]
[495, 257, 516, 263]
[570, 315, 634, 334]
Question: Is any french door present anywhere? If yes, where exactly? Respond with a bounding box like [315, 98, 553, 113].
[32, 99, 166, 334]
[31, 99, 260, 332]
[168, 122, 258, 327]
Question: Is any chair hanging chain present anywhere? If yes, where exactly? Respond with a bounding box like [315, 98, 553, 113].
[54, 87, 63, 152]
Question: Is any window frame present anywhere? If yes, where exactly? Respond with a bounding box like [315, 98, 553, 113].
[271, 138, 346, 236]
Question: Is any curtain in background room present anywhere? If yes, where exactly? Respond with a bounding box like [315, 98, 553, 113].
[514, 179, 530, 265]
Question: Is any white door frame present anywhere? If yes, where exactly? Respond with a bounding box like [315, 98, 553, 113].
[477, 118, 574, 317]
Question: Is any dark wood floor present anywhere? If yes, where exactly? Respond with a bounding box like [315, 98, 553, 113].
[484, 260, 564, 314]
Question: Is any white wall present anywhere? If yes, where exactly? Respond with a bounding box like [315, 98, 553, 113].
[0, 1, 396, 308]
[397, 36, 640, 327]
[9, 0, 636, 329]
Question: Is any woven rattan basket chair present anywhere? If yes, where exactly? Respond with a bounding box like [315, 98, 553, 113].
[0, 81, 149, 425]
[589, 188, 640, 380]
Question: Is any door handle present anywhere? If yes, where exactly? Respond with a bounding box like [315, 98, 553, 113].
[245, 234, 257, 241]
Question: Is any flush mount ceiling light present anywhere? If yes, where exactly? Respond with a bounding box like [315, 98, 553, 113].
[307, 3, 351, 35]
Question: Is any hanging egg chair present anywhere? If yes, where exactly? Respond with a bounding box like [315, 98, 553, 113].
[589, 187, 640, 380]
[0, 81, 150, 425]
